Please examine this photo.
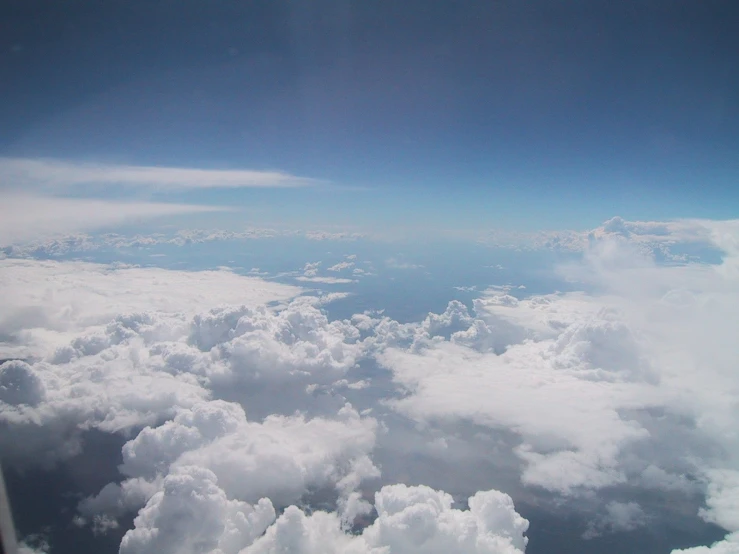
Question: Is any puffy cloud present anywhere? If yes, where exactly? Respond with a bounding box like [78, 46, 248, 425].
[373, 224, 739, 552]
[245, 484, 528, 554]
[113, 401, 378, 507]
[81, 400, 378, 552]
[476, 216, 726, 264]
[0, 258, 299, 356]
[294, 261, 357, 284]
[0, 260, 301, 464]
[0, 360, 45, 406]
[380, 336, 652, 493]
[672, 534, 739, 554]
[5, 217, 739, 554]
[302, 262, 321, 277]
[17, 539, 49, 554]
[119, 465, 276, 554]
[699, 470, 739, 532]
[328, 261, 355, 272]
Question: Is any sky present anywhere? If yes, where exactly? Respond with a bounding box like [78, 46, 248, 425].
[2, 2, 739, 554]
[1, 0, 738, 234]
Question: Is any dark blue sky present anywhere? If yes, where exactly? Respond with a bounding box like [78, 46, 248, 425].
[1, 0, 738, 230]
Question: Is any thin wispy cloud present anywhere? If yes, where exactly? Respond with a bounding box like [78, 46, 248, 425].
[0, 195, 229, 244]
[0, 157, 319, 191]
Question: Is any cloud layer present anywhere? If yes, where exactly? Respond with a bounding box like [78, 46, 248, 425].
[2, 216, 739, 553]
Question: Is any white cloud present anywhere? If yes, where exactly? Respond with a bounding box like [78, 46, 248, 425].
[477, 216, 727, 262]
[296, 276, 356, 284]
[376, 224, 739, 551]
[0, 258, 299, 357]
[672, 533, 739, 554]
[112, 401, 378, 508]
[118, 465, 276, 554]
[245, 484, 528, 554]
[0, 228, 372, 257]
[0, 260, 301, 464]
[295, 261, 356, 284]
[385, 258, 423, 270]
[0, 157, 317, 191]
[302, 262, 321, 277]
[0, 195, 226, 244]
[4, 216, 739, 553]
[0, 158, 323, 245]
[304, 231, 365, 241]
[327, 261, 355, 272]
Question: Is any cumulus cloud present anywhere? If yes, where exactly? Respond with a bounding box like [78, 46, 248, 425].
[0, 360, 45, 406]
[0, 258, 380, 538]
[0, 258, 299, 357]
[375, 223, 739, 551]
[327, 261, 355, 272]
[118, 465, 276, 554]
[0, 260, 301, 464]
[477, 216, 726, 262]
[4, 216, 739, 553]
[672, 533, 739, 554]
[294, 261, 356, 284]
[245, 484, 528, 554]
[109, 400, 378, 509]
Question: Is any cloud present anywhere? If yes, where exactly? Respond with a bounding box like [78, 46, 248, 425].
[0, 255, 531, 553]
[296, 276, 356, 284]
[583, 501, 647, 539]
[672, 533, 739, 553]
[118, 465, 276, 554]
[0, 360, 45, 406]
[0, 157, 317, 191]
[91, 401, 379, 554]
[0, 228, 373, 257]
[0, 158, 323, 245]
[0, 259, 301, 464]
[0, 195, 226, 244]
[304, 231, 365, 241]
[0, 258, 299, 356]
[476, 216, 727, 262]
[112, 401, 378, 505]
[245, 484, 528, 554]
[4, 216, 739, 553]
[385, 258, 423, 270]
[327, 261, 355, 272]
[374, 225, 739, 550]
[302, 262, 321, 277]
[295, 261, 357, 284]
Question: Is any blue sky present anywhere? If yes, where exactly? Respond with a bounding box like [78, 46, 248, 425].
[1, 0, 738, 233]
